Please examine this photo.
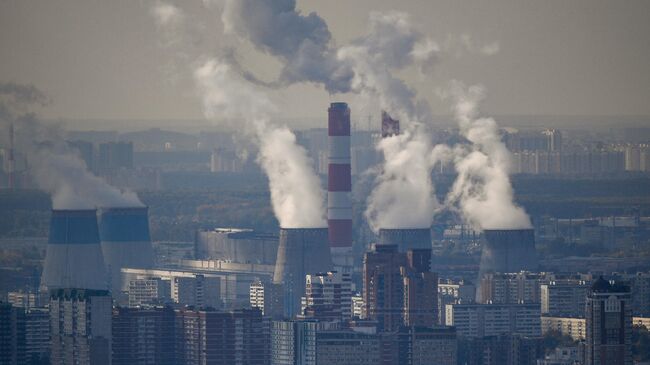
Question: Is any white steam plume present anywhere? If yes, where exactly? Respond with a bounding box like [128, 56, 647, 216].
[0, 83, 143, 210]
[194, 60, 326, 228]
[446, 81, 531, 230]
[336, 12, 440, 231]
[31, 145, 142, 210]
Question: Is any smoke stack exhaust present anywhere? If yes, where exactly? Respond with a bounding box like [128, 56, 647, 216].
[273, 227, 332, 317]
[41, 209, 108, 292]
[98, 207, 154, 295]
[328, 103, 353, 250]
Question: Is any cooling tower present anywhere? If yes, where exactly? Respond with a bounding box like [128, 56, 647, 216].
[98, 207, 154, 294]
[41, 209, 108, 291]
[378, 228, 432, 252]
[478, 229, 538, 275]
[273, 228, 332, 317]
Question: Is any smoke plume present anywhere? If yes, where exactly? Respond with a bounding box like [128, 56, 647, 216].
[221, 0, 353, 93]
[194, 60, 326, 228]
[0, 82, 142, 210]
[445, 81, 531, 230]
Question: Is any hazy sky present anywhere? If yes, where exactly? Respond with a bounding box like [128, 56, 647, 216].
[1, 0, 649, 125]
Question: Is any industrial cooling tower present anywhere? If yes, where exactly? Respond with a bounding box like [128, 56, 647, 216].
[41, 209, 108, 291]
[98, 207, 154, 294]
[478, 229, 538, 276]
[273, 228, 332, 317]
[378, 228, 432, 252]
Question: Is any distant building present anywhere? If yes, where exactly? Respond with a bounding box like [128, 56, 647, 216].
[49, 289, 112, 365]
[112, 306, 176, 365]
[316, 330, 381, 365]
[630, 272, 650, 316]
[446, 303, 541, 338]
[195, 228, 278, 264]
[250, 279, 284, 319]
[25, 308, 50, 365]
[541, 316, 586, 341]
[538, 346, 583, 365]
[7, 291, 41, 309]
[351, 294, 364, 319]
[478, 272, 542, 304]
[302, 271, 352, 322]
[127, 277, 171, 307]
[403, 326, 457, 365]
[363, 245, 438, 331]
[67, 140, 95, 171]
[458, 334, 543, 365]
[0, 302, 26, 365]
[175, 308, 270, 365]
[585, 277, 632, 365]
[98, 141, 133, 170]
[210, 148, 244, 173]
[270, 320, 337, 365]
[171, 274, 221, 308]
[541, 279, 589, 317]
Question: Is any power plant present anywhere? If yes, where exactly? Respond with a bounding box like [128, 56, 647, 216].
[378, 228, 432, 251]
[98, 207, 154, 295]
[41, 209, 108, 292]
[478, 229, 538, 275]
[195, 228, 278, 265]
[327, 103, 353, 251]
[273, 227, 332, 317]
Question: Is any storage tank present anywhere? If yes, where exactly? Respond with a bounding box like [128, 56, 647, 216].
[98, 207, 154, 294]
[41, 209, 108, 291]
[273, 228, 332, 317]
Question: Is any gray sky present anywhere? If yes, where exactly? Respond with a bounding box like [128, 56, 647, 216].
[1, 0, 649, 126]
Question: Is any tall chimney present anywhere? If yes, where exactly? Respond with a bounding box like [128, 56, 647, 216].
[381, 111, 400, 138]
[327, 103, 352, 250]
[8, 122, 15, 189]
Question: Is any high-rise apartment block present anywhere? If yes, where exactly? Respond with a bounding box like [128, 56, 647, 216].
[363, 245, 437, 331]
[112, 306, 176, 365]
[585, 278, 632, 365]
[302, 271, 352, 322]
[49, 289, 112, 365]
[171, 274, 221, 308]
[250, 279, 284, 319]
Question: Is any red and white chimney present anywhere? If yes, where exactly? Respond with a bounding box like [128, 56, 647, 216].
[328, 103, 352, 251]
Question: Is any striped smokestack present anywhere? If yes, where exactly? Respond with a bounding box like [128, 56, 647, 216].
[41, 209, 108, 292]
[328, 102, 352, 250]
[98, 207, 154, 295]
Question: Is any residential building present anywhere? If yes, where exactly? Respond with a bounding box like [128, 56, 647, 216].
[49, 289, 112, 365]
[112, 306, 176, 365]
[540, 316, 586, 340]
[171, 274, 221, 308]
[585, 277, 632, 365]
[541, 279, 589, 317]
[127, 277, 171, 307]
[250, 279, 284, 319]
[446, 303, 541, 338]
[302, 271, 352, 322]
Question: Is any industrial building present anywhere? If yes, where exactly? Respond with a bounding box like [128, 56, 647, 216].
[41, 209, 109, 292]
[195, 228, 278, 265]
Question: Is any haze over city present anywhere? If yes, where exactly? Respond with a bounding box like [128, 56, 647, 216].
[0, 1, 649, 365]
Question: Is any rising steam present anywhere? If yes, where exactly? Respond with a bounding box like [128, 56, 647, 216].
[0, 82, 142, 210]
[446, 81, 531, 230]
[193, 60, 326, 228]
